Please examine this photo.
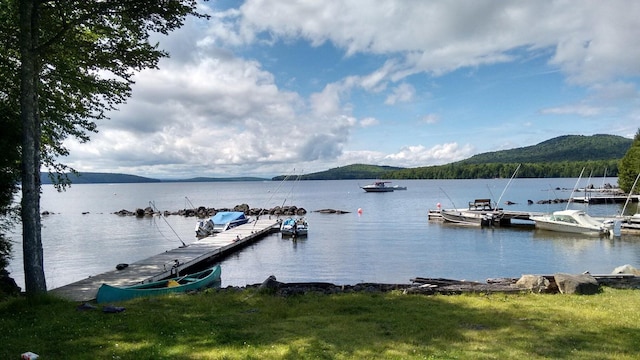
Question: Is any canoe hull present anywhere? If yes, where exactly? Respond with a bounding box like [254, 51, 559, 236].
[96, 265, 221, 303]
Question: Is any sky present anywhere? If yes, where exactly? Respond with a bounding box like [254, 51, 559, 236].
[62, 0, 640, 179]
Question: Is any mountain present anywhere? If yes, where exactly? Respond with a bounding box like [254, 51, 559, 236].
[40, 172, 160, 184]
[40, 173, 268, 184]
[272, 164, 404, 181]
[273, 134, 633, 180]
[458, 134, 631, 164]
[39, 134, 634, 183]
[162, 177, 267, 182]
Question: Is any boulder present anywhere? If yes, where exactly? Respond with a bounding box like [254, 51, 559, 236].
[612, 264, 640, 275]
[515, 275, 551, 293]
[233, 203, 250, 213]
[554, 273, 600, 295]
[259, 275, 281, 291]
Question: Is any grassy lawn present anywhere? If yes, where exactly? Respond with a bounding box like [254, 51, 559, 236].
[1, 287, 639, 359]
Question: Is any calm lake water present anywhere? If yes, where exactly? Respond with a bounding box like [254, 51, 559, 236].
[7, 178, 640, 290]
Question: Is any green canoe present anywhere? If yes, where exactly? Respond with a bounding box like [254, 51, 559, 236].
[96, 264, 221, 303]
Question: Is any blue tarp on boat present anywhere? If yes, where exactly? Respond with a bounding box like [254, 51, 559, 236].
[211, 211, 247, 224]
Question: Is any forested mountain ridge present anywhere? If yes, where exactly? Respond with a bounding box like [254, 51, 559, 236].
[40, 172, 160, 184]
[40, 173, 268, 184]
[40, 134, 633, 183]
[272, 164, 404, 181]
[459, 134, 631, 164]
[276, 134, 632, 180]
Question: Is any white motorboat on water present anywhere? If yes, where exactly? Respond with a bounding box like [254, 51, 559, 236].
[195, 211, 250, 237]
[361, 181, 396, 192]
[438, 199, 503, 226]
[530, 209, 611, 236]
[280, 217, 309, 237]
[439, 209, 503, 226]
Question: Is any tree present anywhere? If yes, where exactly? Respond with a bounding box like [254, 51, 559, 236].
[0, 1, 21, 277]
[13, 0, 205, 294]
[618, 129, 640, 194]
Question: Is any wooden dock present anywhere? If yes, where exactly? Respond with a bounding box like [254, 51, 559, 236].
[49, 219, 280, 302]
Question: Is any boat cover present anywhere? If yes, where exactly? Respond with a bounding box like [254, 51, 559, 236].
[211, 211, 247, 223]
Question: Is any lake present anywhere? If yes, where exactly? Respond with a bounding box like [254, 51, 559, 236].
[7, 178, 640, 290]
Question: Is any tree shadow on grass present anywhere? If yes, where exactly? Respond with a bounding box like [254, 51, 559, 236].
[2, 291, 640, 359]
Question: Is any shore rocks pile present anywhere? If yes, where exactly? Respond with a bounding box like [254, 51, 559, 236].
[235, 267, 640, 297]
[532, 198, 571, 205]
[247, 275, 413, 296]
[112, 203, 355, 217]
[113, 204, 312, 218]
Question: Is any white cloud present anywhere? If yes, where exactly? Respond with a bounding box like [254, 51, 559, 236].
[421, 114, 439, 124]
[384, 143, 475, 167]
[360, 117, 379, 127]
[540, 105, 602, 117]
[59, 1, 640, 178]
[385, 83, 415, 105]
[233, 1, 640, 86]
[63, 52, 360, 177]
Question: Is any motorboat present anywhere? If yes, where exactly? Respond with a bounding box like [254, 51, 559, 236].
[280, 217, 309, 237]
[195, 211, 250, 237]
[530, 209, 611, 236]
[438, 199, 503, 226]
[361, 181, 395, 192]
[440, 209, 503, 226]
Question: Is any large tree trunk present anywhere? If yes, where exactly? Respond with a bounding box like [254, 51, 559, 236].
[19, 0, 47, 294]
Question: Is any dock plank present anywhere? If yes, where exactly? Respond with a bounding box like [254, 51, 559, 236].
[49, 219, 280, 302]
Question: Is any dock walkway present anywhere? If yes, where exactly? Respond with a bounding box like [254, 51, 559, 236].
[50, 219, 280, 302]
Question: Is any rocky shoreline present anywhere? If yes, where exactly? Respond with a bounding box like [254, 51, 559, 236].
[219, 266, 640, 297]
[111, 204, 351, 218]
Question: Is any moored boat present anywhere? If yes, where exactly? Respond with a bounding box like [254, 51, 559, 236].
[280, 217, 309, 237]
[361, 181, 395, 192]
[195, 211, 250, 237]
[438, 199, 503, 226]
[440, 209, 503, 226]
[530, 209, 611, 236]
[96, 265, 222, 303]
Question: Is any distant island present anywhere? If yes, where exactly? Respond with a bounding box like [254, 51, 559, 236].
[40, 134, 632, 184]
[40, 172, 268, 185]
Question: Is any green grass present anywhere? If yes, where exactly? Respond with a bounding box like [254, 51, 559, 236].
[1, 287, 640, 359]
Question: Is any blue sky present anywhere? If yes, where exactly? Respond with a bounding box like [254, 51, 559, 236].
[62, 1, 640, 179]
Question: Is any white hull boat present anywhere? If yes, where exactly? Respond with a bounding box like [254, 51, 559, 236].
[440, 209, 503, 226]
[530, 209, 611, 236]
[361, 181, 395, 192]
[280, 217, 309, 237]
[195, 211, 250, 237]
